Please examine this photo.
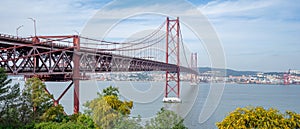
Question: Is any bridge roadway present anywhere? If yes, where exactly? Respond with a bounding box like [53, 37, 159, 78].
[0, 34, 198, 81]
[0, 16, 200, 113]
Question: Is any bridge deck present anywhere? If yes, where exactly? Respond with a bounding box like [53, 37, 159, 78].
[0, 34, 198, 81]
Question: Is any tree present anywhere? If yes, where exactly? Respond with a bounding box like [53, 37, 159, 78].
[216, 106, 300, 129]
[84, 86, 134, 128]
[41, 104, 65, 122]
[85, 94, 119, 128]
[19, 88, 34, 124]
[113, 115, 143, 129]
[285, 111, 300, 128]
[103, 86, 119, 97]
[0, 67, 21, 127]
[145, 108, 187, 129]
[103, 95, 133, 115]
[76, 114, 95, 128]
[34, 121, 90, 129]
[21, 77, 53, 122]
[36, 113, 95, 129]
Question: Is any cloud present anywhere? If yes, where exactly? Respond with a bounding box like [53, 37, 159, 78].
[1, 0, 299, 71]
[200, 0, 272, 15]
[0, 0, 103, 36]
[197, 0, 300, 71]
[198, 0, 300, 22]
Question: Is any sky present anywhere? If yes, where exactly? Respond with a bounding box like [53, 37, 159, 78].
[0, 0, 299, 72]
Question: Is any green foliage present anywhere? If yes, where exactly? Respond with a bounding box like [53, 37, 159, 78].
[103, 85, 119, 97]
[19, 90, 34, 124]
[172, 119, 187, 129]
[85, 93, 119, 128]
[76, 114, 95, 128]
[0, 67, 21, 127]
[34, 113, 95, 129]
[34, 122, 59, 129]
[41, 104, 65, 122]
[68, 113, 80, 122]
[23, 77, 53, 110]
[22, 77, 53, 122]
[85, 86, 188, 129]
[103, 95, 133, 115]
[84, 86, 135, 128]
[145, 108, 187, 129]
[113, 115, 143, 129]
[285, 111, 300, 128]
[101, 86, 133, 115]
[216, 106, 300, 129]
[34, 121, 89, 129]
[0, 70, 96, 128]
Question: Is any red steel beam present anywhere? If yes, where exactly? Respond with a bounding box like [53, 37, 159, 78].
[72, 35, 80, 114]
[37, 35, 74, 39]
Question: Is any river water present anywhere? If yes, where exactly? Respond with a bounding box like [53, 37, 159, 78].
[14, 80, 300, 128]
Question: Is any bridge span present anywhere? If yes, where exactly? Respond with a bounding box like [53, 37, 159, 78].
[0, 17, 199, 113]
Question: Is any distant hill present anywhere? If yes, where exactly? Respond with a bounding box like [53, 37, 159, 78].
[198, 67, 259, 76]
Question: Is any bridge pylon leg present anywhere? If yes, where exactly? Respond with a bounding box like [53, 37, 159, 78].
[73, 35, 80, 114]
[44, 81, 73, 106]
[190, 53, 198, 86]
[163, 17, 181, 103]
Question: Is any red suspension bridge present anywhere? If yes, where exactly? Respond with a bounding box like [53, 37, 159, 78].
[0, 17, 199, 114]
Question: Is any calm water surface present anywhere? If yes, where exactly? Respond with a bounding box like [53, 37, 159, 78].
[186, 84, 300, 128]
[17, 80, 299, 129]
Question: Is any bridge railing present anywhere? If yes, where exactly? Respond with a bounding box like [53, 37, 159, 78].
[0, 33, 32, 43]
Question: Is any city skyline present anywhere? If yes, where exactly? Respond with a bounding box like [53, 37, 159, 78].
[0, 0, 299, 72]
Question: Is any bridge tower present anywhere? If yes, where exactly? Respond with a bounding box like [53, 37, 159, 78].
[190, 53, 198, 85]
[163, 17, 181, 103]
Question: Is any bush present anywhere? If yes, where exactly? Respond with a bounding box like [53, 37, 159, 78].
[145, 108, 187, 129]
[216, 106, 300, 129]
[34, 121, 89, 129]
